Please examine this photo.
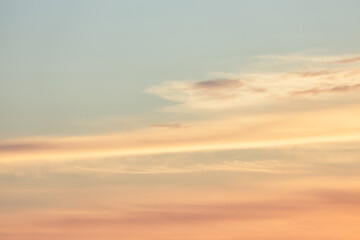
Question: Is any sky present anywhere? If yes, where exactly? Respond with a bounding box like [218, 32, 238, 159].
[1, 0, 360, 239]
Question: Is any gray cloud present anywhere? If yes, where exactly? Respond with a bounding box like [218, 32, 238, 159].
[189, 79, 244, 100]
[192, 79, 242, 90]
[150, 123, 189, 129]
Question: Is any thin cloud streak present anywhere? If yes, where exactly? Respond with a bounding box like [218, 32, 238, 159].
[70, 159, 310, 175]
[290, 83, 360, 97]
[259, 54, 360, 64]
[1, 105, 360, 162]
[150, 123, 189, 129]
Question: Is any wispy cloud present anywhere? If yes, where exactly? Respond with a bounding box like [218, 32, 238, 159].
[290, 83, 360, 97]
[147, 54, 360, 110]
[150, 123, 189, 129]
[259, 53, 360, 64]
[67, 159, 311, 175]
[1, 104, 360, 162]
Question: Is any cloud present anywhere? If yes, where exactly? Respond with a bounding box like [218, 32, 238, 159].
[190, 79, 245, 100]
[259, 54, 360, 64]
[66, 159, 310, 175]
[150, 123, 189, 129]
[290, 83, 360, 97]
[295, 69, 334, 77]
[146, 78, 267, 109]
[190, 78, 243, 92]
[192, 79, 242, 89]
[146, 78, 249, 109]
[2, 104, 360, 163]
[147, 54, 360, 110]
